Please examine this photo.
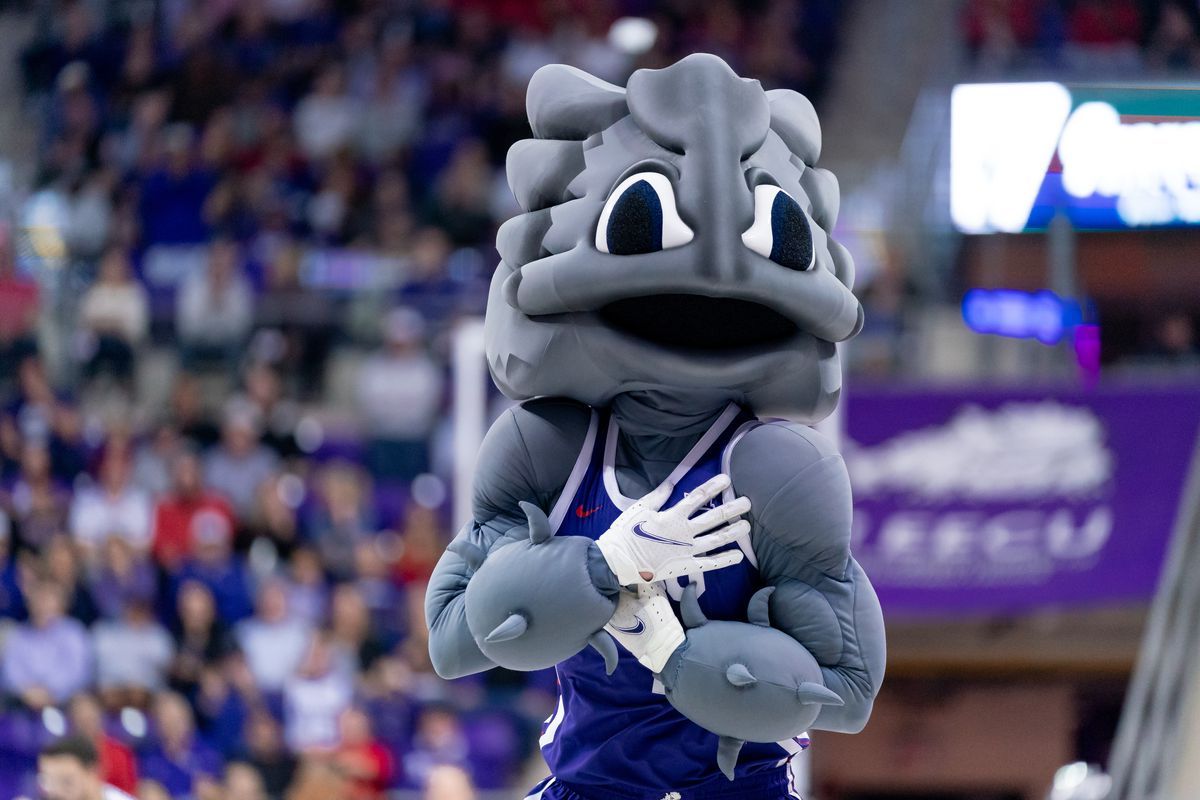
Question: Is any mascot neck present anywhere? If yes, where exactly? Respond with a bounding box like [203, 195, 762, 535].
[608, 390, 733, 495]
[610, 390, 731, 438]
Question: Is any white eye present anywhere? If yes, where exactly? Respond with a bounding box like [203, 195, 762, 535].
[596, 171, 694, 254]
[741, 184, 815, 271]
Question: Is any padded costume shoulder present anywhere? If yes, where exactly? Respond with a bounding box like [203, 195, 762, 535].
[472, 397, 595, 528]
[728, 421, 853, 579]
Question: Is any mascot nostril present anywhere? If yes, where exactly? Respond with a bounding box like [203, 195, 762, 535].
[426, 53, 885, 799]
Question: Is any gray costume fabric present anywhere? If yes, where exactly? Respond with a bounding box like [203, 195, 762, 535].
[425, 53, 885, 783]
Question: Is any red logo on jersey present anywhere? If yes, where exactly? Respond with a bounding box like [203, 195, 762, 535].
[576, 503, 603, 518]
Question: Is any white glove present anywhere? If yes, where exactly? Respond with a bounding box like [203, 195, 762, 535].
[595, 474, 750, 586]
[604, 582, 685, 673]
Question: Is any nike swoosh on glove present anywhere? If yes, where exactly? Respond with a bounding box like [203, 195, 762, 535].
[604, 582, 685, 673]
[595, 474, 750, 586]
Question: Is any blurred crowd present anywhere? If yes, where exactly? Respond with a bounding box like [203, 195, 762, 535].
[962, 0, 1200, 73]
[2, 1, 847, 799]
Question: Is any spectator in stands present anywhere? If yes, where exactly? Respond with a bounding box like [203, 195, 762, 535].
[0, 514, 26, 619]
[176, 238, 255, 373]
[1145, 0, 1200, 70]
[254, 243, 334, 397]
[329, 583, 388, 676]
[50, 402, 89, 483]
[151, 450, 235, 571]
[283, 632, 355, 752]
[8, 440, 70, 552]
[77, 247, 149, 386]
[138, 691, 223, 800]
[1, 577, 93, 709]
[236, 579, 313, 695]
[394, 504, 446, 586]
[37, 735, 136, 800]
[396, 228, 462, 324]
[246, 476, 302, 564]
[283, 547, 327, 626]
[67, 693, 139, 795]
[8, 358, 59, 448]
[89, 535, 156, 620]
[353, 539, 405, 645]
[169, 375, 220, 450]
[43, 535, 98, 625]
[353, 32, 425, 165]
[1067, 0, 1140, 47]
[172, 510, 253, 623]
[423, 765, 476, 800]
[239, 711, 297, 800]
[78, 250, 148, 388]
[293, 63, 359, 162]
[131, 424, 184, 498]
[138, 124, 216, 247]
[241, 363, 300, 458]
[194, 667, 251, 759]
[356, 308, 443, 481]
[315, 707, 394, 800]
[223, 761, 269, 800]
[203, 402, 279, 518]
[92, 600, 175, 707]
[404, 704, 470, 790]
[0, 225, 39, 385]
[307, 461, 376, 581]
[168, 581, 236, 697]
[70, 447, 153, 557]
[423, 139, 495, 247]
[1145, 311, 1200, 366]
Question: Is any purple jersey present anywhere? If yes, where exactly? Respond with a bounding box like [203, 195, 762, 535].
[538, 403, 809, 799]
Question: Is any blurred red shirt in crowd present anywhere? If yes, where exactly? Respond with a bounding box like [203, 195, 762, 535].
[0, 225, 38, 343]
[152, 451, 235, 569]
[69, 694, 139, 795]
[331, 708, 394, 800]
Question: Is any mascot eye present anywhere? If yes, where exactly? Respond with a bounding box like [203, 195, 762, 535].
[741, 185, 815, 271]
[596, 172, 694, 255]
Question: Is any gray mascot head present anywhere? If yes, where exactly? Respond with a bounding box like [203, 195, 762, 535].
[486, 53, 860, 422]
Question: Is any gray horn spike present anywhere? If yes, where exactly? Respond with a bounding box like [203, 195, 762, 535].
[680, 583, 708, 629]
[520, 501, 554, 545]
[717, 736, 744, 781]
[485, 613, 528, 644]
[725, 663, 758, 688]
[797, 682, 844, 706]
[447, 539, 486, 572]
[588, 631, 619, 675]
[746, 586, 775, 627]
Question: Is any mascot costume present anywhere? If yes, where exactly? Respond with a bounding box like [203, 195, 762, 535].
[425, 54, 886, 800]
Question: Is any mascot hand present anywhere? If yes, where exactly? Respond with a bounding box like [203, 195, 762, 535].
[604, 582, 685, 673]
[596, 474, 749, 585]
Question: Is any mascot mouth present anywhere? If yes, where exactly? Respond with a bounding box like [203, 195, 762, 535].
[598, 294, 799, 352]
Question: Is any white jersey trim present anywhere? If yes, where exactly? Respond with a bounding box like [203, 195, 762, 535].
[524, 776, 557, 800]
[548, 410, 600, 533]
[721, 419, 761, 569]
[602, 403, 742, 511]
[539, 693, 566, 749]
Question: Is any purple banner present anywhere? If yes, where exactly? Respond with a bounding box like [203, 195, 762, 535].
[844, 385, 1200, 616]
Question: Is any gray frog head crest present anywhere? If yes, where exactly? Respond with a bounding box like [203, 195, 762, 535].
[486, 53, 861, 421]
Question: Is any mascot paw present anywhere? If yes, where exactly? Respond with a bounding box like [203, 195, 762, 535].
[464, 502, 618, 670]
[662, 585, 842, 779]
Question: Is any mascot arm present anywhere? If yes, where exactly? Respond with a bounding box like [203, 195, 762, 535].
[657, 422, 885, 779]
[425, 399, 621, 679]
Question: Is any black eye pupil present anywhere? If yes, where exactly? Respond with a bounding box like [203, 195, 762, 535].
[769, 191, 813, 271]
[605, 180, 663, 255]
